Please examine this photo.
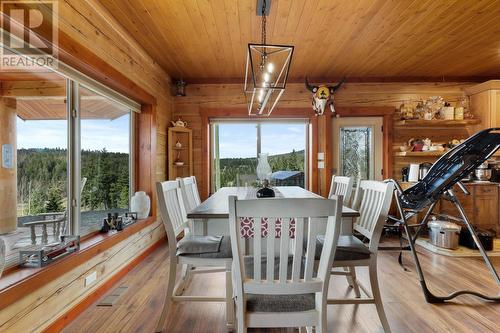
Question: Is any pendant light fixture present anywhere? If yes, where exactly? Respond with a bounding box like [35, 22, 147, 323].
[244, 0, 294, 116]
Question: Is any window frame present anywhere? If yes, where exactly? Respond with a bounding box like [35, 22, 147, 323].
[1, 43, 138, 262]
[209, 118, 310, 192]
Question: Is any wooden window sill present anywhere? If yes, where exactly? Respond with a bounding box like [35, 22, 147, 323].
[0, 216, 157, 311]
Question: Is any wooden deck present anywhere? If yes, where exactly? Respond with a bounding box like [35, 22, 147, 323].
[63, 237, 500, 333]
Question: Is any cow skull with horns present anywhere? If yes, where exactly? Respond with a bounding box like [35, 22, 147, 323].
[305, 77, 345, 116]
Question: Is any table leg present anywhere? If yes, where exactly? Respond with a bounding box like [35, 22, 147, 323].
[341, 216, 354, 235]
[202, 218, 208, 236]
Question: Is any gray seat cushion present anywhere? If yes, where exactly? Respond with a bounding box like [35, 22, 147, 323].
[246, 293, 315, 312]
[243, 256, 315, 312]
[310, 235, 371, 261]
[177, 235, 232, 258]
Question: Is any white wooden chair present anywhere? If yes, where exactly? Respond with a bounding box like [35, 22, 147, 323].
[328, 175, 354, 206]
[228, 195, 343, 333]
[328, 175, 359, 295]
[327, 180, 394, 333]
[179, 176, 202, 213]
[155, 180, 233, 332]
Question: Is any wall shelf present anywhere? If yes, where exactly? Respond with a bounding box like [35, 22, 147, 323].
[394, 151, 447, 157]
[394, 119, 480, 127]
[168, 126, 193, 179]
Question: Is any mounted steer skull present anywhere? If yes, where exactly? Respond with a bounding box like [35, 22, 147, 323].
[305, 77, 345, 116]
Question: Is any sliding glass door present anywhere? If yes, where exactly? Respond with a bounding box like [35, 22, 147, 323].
[211, 120, 308, 192]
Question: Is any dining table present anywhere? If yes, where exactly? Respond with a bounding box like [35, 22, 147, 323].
[187, 186, 360, 236]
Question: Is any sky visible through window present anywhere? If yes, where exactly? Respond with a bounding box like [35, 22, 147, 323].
[218, 123, 306, 158]
[16, 114, 130, 153]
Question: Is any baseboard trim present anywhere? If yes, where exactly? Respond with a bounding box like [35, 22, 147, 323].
[42, 237, 166, 333]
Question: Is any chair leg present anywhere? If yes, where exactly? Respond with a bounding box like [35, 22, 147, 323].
[235, 303, 246, 333]
[176, 264, 192, 295]
[317, 307, 327, 333]
[369, 260, 391, 333]
[344, 266, 361, 298]
[155, 261, 177, 333]
[225, 263, 235, 328]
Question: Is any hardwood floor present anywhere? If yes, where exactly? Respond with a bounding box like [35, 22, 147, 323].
[63, 237, 500, 333]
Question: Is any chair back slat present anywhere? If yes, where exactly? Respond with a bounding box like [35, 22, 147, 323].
[229, 196, 342, 296]
[329, 175, 354, 205]
[279, 218, 291, 283]
[254, 217, 262, 280]
[291, 217, 304, 282]
[156, 180, 190, 246]
[266, 217, 276, 282]
[179, 176, 202, 213]
[352, 180, 394, 251]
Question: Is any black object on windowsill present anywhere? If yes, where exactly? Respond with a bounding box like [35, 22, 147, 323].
[256, 179, 275, 198]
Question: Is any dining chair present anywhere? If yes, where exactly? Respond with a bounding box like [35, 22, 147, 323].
[155, 180, 233, 332]
[328, 175, 354, 206]
[228, 195, 343, 333]
[179, 176, 202, 213]
[328, 176, 359, 296]
[327, 180, 394, 333]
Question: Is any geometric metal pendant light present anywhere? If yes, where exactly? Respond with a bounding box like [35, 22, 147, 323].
[244, 0, 294, 116]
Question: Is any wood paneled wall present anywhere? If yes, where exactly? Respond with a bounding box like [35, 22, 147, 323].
[1, 0, 172, 330]
[174, 82, 474, 197]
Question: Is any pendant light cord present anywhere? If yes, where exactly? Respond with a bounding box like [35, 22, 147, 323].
[261, 0, 266, 45]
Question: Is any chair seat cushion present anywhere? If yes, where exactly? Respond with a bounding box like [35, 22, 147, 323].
[243, 256, 315, 312]
[246, 293, 316, 312]
[311, 235, 371, 261]
[177, 235, 232, 258]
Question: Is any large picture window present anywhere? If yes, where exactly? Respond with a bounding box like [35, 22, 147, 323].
[79, 86, 131, 235]
[211, 120, 308, 191]
[0, 43, 137, 268]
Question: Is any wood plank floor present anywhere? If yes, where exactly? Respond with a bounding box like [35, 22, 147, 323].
[63, 237, 500, 333]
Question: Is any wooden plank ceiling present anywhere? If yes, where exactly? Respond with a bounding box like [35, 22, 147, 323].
[100, 0, 500, 82]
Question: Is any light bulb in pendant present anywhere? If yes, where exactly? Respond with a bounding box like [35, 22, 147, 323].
[267, 62, 274, 73]
[258, 89, 264, 102]
[263, 72, 270, 82]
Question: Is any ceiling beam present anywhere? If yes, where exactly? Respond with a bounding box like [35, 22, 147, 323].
[185, 76, 496, 85]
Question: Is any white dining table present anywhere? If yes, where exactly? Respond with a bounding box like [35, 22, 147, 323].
[187, 186, 360, 236]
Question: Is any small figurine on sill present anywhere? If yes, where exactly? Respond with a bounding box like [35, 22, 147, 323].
[100, 212, 124, 233]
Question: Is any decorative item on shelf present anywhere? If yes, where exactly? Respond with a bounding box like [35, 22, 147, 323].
[429, 143, 445, 152]
[409, 138, 425, 152]
[305, 77, 345, 116]
[454, 98, 465, 120]
[422, 138, 432, 151]
[20, 235, 80, 268]
[424, 96, 445, 120]
[174, 79, 187, 96]
[256, 153, 275, 198]
[399, 101, 415, 120]
[439, 102, 455, 120]
[174, 151, 184, 166]
[170, 118, 188, 127]
[0, 237, 5, 278]
[131, 191, 151, 219]
[414, 101, 425, 119]
[399, 143, 411, 152]
[458, 95, 474, 119]
[175, 141, 182, 148]
[244, 0, 294, 116]
[100, 212, 124, 233]
[123, 212, 138, 227]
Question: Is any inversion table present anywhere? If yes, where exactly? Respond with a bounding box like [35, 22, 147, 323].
[388, 128, 500, 302]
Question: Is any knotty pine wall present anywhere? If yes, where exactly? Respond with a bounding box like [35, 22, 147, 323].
[174, 82, 475, 196]
[0, 0, 172, 331]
